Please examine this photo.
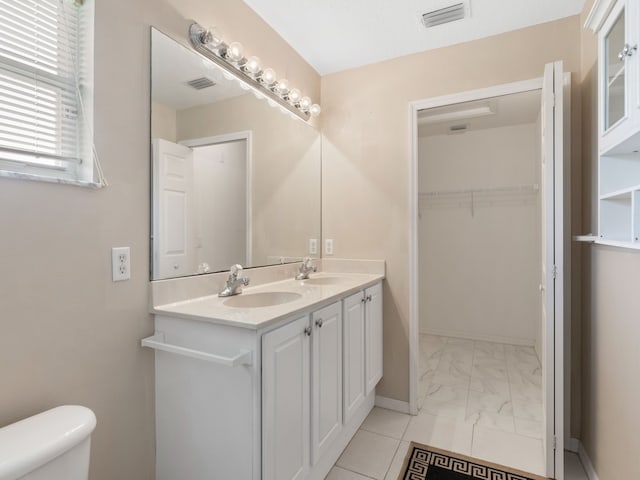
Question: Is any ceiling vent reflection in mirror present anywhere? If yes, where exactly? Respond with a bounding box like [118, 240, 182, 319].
[188, 23, 321, 122]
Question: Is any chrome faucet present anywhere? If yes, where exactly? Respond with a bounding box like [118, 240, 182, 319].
[295, 257, 317, 280]
[218, 264, 250, 297]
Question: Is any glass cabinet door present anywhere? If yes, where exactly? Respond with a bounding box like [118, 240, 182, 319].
[604, 8, 626, 131]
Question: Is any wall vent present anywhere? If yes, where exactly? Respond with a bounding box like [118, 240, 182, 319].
[421, 3, 467, 28]
[187, 77, 216, 90]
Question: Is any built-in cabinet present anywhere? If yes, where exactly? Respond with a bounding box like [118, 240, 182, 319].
[587, 0, 640, 247]
[148, 280, 383, 480]
[262, 284, 383, 480]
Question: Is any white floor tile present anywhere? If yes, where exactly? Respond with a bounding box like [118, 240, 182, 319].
[514, 417, 543, 439]
[360, 407, 411, 440]
[336, 430, 399, 480]
[465, 410, 515, 433]
[325, 466, 374, 479]
[420, 383, 468, 420]
[471, 425, 545, 476]
[384, 441, 410, 480]
[402, 412, 473, 456]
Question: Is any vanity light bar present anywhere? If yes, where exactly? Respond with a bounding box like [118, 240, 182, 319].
[188, 23, 321, 122]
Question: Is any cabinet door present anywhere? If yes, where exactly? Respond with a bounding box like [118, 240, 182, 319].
[262, 316, 310, 480]
[311, 302, 343, 464]
[365, 283, 383, 395]
[343, 292, 366, 424]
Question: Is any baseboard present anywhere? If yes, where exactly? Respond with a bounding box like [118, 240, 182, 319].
[375, 395, 410, 414]
[419, 328, 535, 347]
[578, 441, 599, 480]
[566, 437, 579, 453]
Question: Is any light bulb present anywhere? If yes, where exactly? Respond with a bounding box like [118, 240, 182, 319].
[226, 42, 244, 62]
[288, 88, 301, 104]
[201, 28, 223, 49]
[245, 56, 261, 75]
[276, 78, 289, 95]
[299, 96, 312, 112]
[261, 68, 277, 86]
[310, 104, 321, 117]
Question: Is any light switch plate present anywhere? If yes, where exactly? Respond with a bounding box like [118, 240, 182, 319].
[309, 238, 318, 255]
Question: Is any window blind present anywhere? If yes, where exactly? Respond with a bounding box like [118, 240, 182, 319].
[0, 0, 95, 184]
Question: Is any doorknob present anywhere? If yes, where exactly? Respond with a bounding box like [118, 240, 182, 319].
[618, 43, 637, 61]
[539, 283, 545, 292]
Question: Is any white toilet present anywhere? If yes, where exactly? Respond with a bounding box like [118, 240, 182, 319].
[0, 405, 96, 480]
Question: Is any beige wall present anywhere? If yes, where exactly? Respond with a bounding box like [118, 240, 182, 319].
[0, 1, 319, 480]
[579, 1, 640, 478]
[176, 94, 321, 267]
[321, 16, 582, 404]
[418, 123, 541, 345]
[151, 101, 177, 142]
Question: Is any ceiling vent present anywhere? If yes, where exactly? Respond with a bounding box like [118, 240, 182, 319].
[187, 77, 216, 90]
[448, 124, 469, 134]
[421, 2, 467, 28]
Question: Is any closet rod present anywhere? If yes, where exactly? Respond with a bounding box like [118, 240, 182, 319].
[419, 184, 539, 197]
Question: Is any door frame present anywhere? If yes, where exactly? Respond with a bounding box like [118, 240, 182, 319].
[181, 131, 253, 266]
[408, 74, 570, 477]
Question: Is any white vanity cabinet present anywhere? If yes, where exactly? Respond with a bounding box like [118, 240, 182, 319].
[586, 0, 640, 247]
[147, 278, 383, 480]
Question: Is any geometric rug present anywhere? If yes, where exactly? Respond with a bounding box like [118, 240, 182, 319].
[398, 443, 549, 480]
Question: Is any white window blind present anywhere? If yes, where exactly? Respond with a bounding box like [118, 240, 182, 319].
[0, 0, 103, 187]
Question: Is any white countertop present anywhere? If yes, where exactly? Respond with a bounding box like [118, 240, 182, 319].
[152, 272, 384, 329]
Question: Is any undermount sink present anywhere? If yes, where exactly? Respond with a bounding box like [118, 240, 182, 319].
[223, 291, 302, 308]
[301, 276, 348, 286]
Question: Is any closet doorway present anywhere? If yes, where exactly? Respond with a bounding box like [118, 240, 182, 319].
[409, 62, 569, 479]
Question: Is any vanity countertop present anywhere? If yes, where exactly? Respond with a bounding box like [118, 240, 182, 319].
[152, 272, 384, 329]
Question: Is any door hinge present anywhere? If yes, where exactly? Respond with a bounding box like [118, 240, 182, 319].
[552, 264, 558, 279]
[553, 435, 557, 450]
[551, 92, 555, 108]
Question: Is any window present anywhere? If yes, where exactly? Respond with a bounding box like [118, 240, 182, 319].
[0, 0, 103, 187]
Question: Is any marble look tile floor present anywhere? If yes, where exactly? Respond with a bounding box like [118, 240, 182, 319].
[326, 334, 589, 480]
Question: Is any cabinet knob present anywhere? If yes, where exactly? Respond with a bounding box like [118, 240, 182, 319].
[361, 297, 366, 303]
[304, 326, 312, 336]
[366, 295, 372, 302]
[315, 318, 323, 328]
[618, 44, 637, 61]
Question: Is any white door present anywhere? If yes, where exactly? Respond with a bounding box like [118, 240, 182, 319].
[311, 302, 343, 464]
[152, 138, 195, 278]
[365, 283, 383, 395]
[541, 61, 565, 480]
[262, 316, 310, 480]
[343, 292, 366, 423]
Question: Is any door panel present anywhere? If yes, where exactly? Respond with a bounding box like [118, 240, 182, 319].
[262, 316, 310, 480]
[343, 292, 366, 423]
[311, 302, 343, 464]
[152, 138, 195, 278]
[365, 283, 383, 395]
[541, 61, 565, 480]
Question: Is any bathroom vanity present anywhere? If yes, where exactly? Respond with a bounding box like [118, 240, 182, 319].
[144, 262, 384, 480]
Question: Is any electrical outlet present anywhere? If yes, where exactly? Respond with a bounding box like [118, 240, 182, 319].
[325, 238, 334, 255]
[112, 247, 131, 282]
[309, 238, 318, 255]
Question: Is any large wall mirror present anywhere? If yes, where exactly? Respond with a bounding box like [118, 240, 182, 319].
[150, 28, 321, 280]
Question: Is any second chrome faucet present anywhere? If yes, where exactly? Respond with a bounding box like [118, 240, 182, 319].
[295, 257, 317, 280]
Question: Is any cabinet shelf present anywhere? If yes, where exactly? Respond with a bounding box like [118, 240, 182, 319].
[599, 185, 640, 200]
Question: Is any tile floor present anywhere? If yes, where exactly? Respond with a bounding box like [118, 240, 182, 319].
[326, 334, 589, 480]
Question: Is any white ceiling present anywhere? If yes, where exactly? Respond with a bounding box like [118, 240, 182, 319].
[243, 0, 586, 75]
[418, 89, 541, 137]
[152, 29, 248, 110]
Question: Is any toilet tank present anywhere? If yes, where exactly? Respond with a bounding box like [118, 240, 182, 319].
[0, 406, 96, 480]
